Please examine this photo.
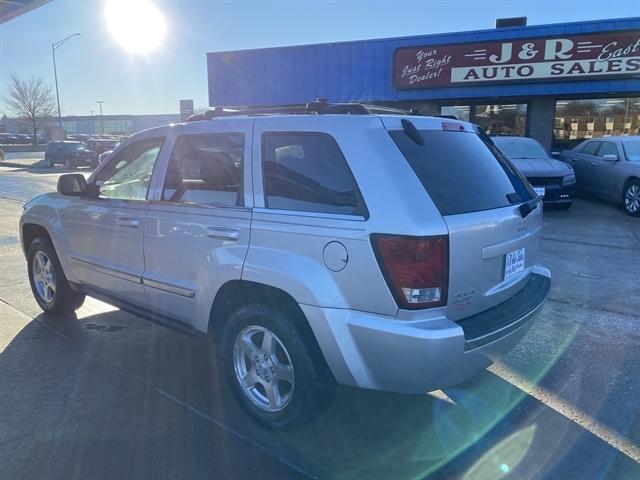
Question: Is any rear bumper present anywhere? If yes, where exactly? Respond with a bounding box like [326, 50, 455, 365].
[303, 267, 550, 394]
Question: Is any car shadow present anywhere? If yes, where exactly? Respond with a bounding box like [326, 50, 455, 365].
[1, 307, 633, 479]
[0, 163, 96, 174]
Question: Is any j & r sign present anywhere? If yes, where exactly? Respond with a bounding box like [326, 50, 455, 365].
[393, 30, 640, 89]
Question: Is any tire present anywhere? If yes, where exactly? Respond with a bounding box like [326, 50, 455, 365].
[623, 180, 640, 217]
[64, 157, 75, 169]
[218, 303, 335, 430]
[27, 236, 85, 315]
[44, 156, 52, 168]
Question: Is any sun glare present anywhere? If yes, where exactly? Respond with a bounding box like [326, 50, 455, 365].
[105, 0, 166, 54]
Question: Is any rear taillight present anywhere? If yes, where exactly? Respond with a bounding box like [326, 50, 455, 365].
[372, 234, 449, 310]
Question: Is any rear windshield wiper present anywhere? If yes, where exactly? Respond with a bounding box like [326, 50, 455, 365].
[507, 192, 541, 218]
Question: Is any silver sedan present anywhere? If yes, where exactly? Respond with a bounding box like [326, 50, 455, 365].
[560, 136, 640, 216]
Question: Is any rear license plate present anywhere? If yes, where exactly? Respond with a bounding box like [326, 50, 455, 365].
[505, 247, 525, 280]
[533, 187, 545, 197]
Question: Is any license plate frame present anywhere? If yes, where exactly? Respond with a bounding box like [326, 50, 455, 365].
[504, 247, 525, 280]
[533, 186, 546, 197]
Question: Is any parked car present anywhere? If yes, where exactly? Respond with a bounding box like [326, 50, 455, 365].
[98, 149, 113, 164]
[16, 134, 33, 145]
[0, 133, 20, 145]
[560, 136, 640, 216]
[87, 138, 121, 155]
[492, 136, 576, 209]
[20, 103, 550, 429]
[44, 141, 98, 168]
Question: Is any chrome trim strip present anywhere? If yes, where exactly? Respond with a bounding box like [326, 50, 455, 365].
[142, 277, 196, 298]
[69, 254, 141, 284]
[481, 226, 542, 259]
[253, 207, 366, 222]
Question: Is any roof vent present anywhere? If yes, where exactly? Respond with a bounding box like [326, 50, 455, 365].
[495, 17, 527, 28]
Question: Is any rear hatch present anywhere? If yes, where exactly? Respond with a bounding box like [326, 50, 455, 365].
[383, 117, 542, 320]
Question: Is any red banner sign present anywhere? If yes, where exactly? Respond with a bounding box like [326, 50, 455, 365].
[394, 30, 640, 89]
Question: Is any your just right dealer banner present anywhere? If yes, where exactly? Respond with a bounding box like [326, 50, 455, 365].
[394, 30, 640, 89]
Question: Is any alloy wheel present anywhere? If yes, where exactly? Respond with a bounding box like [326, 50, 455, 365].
[625, 184, 640, 214]
[233, 325, 295, 412]
[32, 251, 56, 304]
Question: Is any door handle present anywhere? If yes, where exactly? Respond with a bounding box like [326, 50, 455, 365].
[207, 226, 239, 241]
[117, 216, 139, 228]
[591, 161, 598, 166]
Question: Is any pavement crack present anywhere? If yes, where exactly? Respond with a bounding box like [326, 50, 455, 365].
[541, 235, 638, 251]
[0, 195, 24, 204]
[548, 296, 640, 320]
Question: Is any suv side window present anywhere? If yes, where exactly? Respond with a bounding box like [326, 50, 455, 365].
[161, 133, 244, 207]
[262, 132, 363, 216]
[95, 137, 164, 201]
[579, 141, 601, 156]
[597, 142, 619, 159]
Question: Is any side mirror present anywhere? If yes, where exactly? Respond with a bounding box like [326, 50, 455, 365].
[602, 154, 618, 162]
[57, 173, 97, 197]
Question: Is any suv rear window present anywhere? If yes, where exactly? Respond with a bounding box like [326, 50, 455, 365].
[389, 129, 533, 216]
[262, 132, 365, 216]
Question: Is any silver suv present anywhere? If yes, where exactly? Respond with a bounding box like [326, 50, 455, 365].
[20, 103, 550, 429]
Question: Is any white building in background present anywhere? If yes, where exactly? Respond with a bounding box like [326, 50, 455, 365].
[0, 113, 181, 136]
[61, 113, 181, 135]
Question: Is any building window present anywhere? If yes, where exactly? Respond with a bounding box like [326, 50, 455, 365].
[554, 98, 640, 149]
[473, 104, 527, 136]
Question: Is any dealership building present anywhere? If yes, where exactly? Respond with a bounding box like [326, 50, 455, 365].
[207, 16, 640, 150]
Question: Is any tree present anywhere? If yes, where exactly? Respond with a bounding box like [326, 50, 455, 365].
[3, 74, 56, 144]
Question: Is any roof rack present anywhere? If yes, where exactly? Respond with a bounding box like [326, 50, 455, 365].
[185, 98, 422, 122]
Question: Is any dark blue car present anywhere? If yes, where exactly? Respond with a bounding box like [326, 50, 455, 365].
[493, 136, 576, 210]
[44, 141, 98, 169]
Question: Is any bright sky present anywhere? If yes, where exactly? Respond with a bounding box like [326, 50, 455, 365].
[0, 0, 638, 116]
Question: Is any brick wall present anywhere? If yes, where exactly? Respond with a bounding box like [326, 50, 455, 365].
[526, 97, 556, 149]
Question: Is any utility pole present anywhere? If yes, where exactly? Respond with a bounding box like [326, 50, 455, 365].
[52, 33, 81, 128]
[96, 100, 105, 135]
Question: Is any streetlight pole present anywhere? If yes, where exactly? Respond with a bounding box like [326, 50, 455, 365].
[52, 33, 81, 128]
[96, 100, 105, 134]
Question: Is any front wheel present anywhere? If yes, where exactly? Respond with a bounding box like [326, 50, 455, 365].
[27, 237, 85, 315]
[623, 181, 640, 217]
[219, 304, 335, 430]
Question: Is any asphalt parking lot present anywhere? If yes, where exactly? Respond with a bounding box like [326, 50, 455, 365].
[1, 153, 640, 479]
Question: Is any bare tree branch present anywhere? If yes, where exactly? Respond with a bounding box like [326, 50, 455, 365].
[2, 74, 57, 144]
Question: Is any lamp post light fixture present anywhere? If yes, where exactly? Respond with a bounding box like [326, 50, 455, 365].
[52, 33, 81, 128]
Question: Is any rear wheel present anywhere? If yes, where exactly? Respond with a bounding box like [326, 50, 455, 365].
[218, 303, 335, 430]
[623, 180, 640, 217]
[64, 157, 75, 169]
[27, 237, 85, 314]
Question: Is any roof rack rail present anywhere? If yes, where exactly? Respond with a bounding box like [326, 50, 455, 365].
[185, 99, 422, 122]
